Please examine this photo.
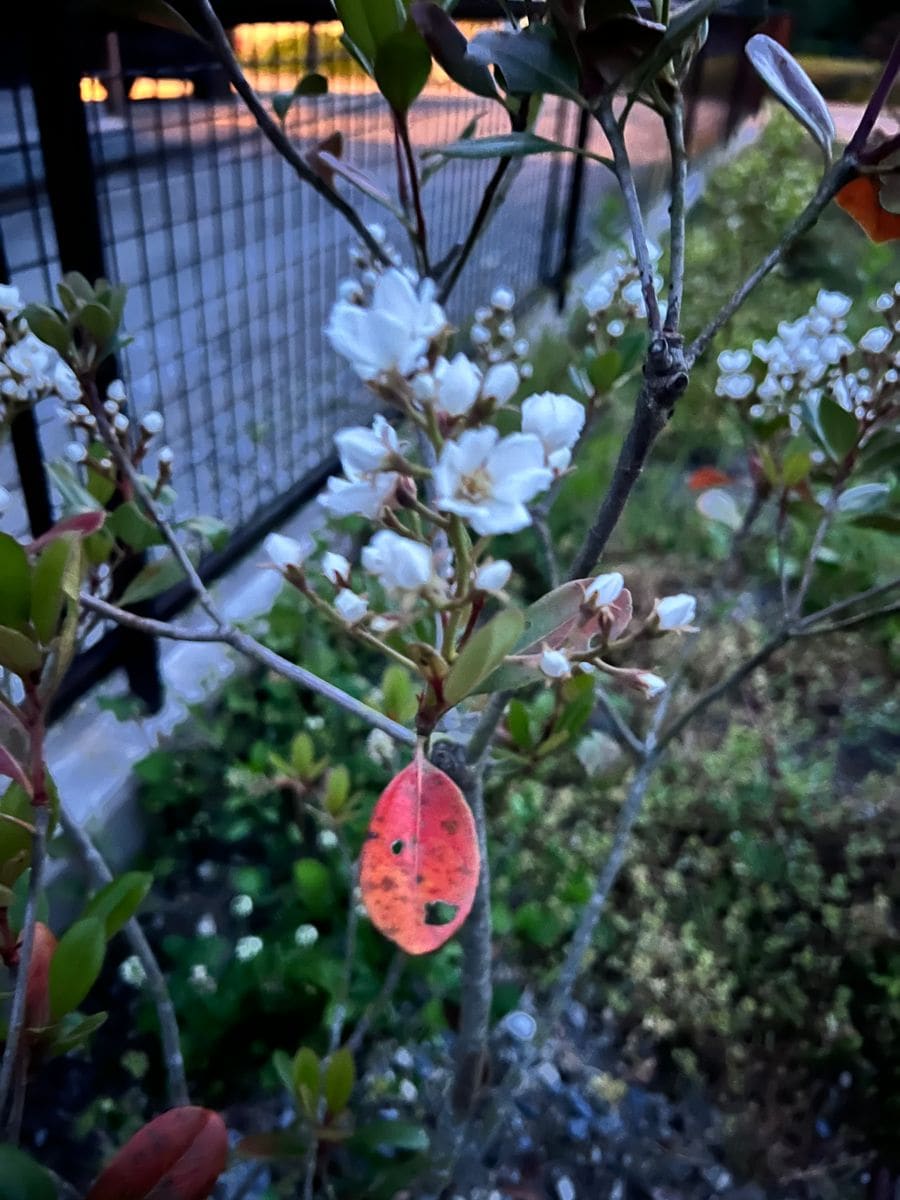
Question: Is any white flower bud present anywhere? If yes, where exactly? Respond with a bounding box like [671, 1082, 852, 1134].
[65, 442, 87, 463]
[474, 559, 512, 592]
[470, 323, 491, 346]
[294, 923, 319, 947]
[859, 326, 891, 354]
[113, 413, 129, 433]
[540, 648, 571, 679]
[655, 593, 697, 632]
[265, 532, 309, 571]
[235, 935, 263, 962]
[229, 894, 254, 918]
[607, 319, 625, 338]
[157, 447, 174, 466]
[334, 588, 368, 624]
[716, 349, 751, 373]
[140, 410, 164, 435]
[106, 379, 127, 402]
[196, 914, 217, 938]
[491, 286, 515, 311]
[103, 399, 119, 416]
[585, 572, 624, 606]
[635, 671, 667, 699]
[321, 551, 350, 586]
[498, 319, 516, 341]
[481, 361, 519, 406]
[816, 289, 852, 319]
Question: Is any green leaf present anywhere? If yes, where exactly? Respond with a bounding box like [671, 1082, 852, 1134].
[324, 765, 351, 814]
[180, 514, 230, 551]
[351, 1119, 429, 1153]
[782, 447, 811, 487]
[0, 625, 42, 677]
[335, 0, 403, 64]
[850, 513, 900, 533]
[0, 534, 31, 632]
[272, 1048, 296, 1094]
[1, 788, 37, 894]
[815, 394, 858, 461]
[443, 607, 525, 705]
[95, 0, 200, 39]
[410, 2, 500, 100]
[47, 461, 105, 517]
[293, 858, 335, 918]
[381, 665, 418, 723]
[375, 28, 432, 113]
[48, 916, 106, 1022]
[117, 553, 190, 605]
[31, 533, 80, 644]
[273, 73, 329, 120]
[324, 1046, 355, 1116]
[20, 304, 70, 356]
[475, 580, 592, 693]
[78, 300, 116, 342]
[506, 699, 533, 750]
[292, 1046, 321, 1116]
[428, 130, 610, 167]
[586, 348, 623, 392]
[81, 871, 153, 938]
[745, 34, 835, 162]
[107, 501, 165, 552]
[470, 25, 582, 103]
[0, 1145, 57, 1200]
[8, 868, 51, 930]
[837, 483, 891, 515]
[46, 1010, 108, 1057]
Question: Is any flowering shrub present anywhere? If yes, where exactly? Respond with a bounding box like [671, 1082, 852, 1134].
[1, 3, 899, 1197]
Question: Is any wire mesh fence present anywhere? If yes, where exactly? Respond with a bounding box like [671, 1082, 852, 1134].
[0, 14, 756, 711]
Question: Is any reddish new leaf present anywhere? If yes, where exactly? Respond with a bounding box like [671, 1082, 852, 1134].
[85, 1107, 228, 1200]
[687, 466, 731, 492]
[25, 922, 57, 1033]
[28, 510, 106, 553]
[360, 755, 479, 955]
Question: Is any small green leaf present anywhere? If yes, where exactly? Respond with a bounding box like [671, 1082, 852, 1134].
[293, 858, 334, 918]
[816, 395, 858, 461]
[381, 665, 418, 723]
[180, 514, 230, 551]
[107, 501, 165, 552]
[81, 871, 153, 938]
[78, 301, 116, 342]
[31, 533, 80, 644]
[586, 348, 623, 392]
[324, 1046, 355, 1116]
[45, 1010, 108, 1057]
[0, 625, 42, 678]
[335, 0, 403, 64]
[375, 28, 432, 113]
[506, 699, 533, 750]
[745, 34, 835, 162]
[782, 447, 811, 487]
[272, 1048, 296, 1094]
[470, 25, 582, 103]
[837, 483, 890, 515]
[117, 553, 189, 605]
[351, 1119, 429, 1153]
[0, 534, 31, 632]
[443, 607, 525, 705]
[48, 916, 106, 1022]
[292, 1046, 321, 1116]
[324, 765, 351, 815]
[0, 1145, 57, 1200]
[273, 73, 329, 120]
[21, 304, 70, 356]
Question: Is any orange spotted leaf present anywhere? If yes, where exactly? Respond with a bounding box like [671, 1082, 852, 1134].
[360, 755, 479, 955]
[25, 922, 57, 1034]
[835, 175, 900, 243]
[85, 1107, 228, 1200]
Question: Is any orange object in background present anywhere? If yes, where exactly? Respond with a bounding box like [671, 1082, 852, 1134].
[835, 175, 900, 243]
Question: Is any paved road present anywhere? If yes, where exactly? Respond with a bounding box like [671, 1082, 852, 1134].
[0, 81, 709, 540]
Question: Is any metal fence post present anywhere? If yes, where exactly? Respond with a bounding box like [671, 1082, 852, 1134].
[554, 106, 591, 311]
[26, 0, 163, 712]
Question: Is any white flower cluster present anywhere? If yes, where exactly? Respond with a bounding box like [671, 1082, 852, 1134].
[583, 240, 665, 332]
[715, 287, 900, 411]
[0, 284, 81, 418]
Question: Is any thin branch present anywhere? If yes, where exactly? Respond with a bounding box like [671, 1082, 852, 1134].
[346, 951, 405, 1053]
[663, 92, 687, 334]
[79, 593, 417, 748]
[846, 36, 900, 157]
[686, 157, 856, 365]
[58, 805, 189, 1107]
[597, 99, 662, 335]
[790, 482, 844, 619]
[397, 115, 430, 276]
[0, 804, 49, 1130]
[796, 575, 900, 630]
[593, 686, 645, 762]
[195, 0, 387, 265]
[794, 600, 900, 637]
[533, 505, 561, 590]
[467, 690, 512, 767]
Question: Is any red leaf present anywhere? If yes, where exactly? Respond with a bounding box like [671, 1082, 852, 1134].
[686, 466, 731, 492]
[360, 755, 479, 955]
[28, 510, 106, 553]
[0, 745, 31, 795]
[835, 174, 900, 243]
[25, 922, 57, 1033]
[85, 1107, 229, 1200]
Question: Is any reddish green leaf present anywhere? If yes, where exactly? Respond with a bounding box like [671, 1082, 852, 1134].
[86, 1107, 229, 1200]
[360, 755, 479, 955]
[25, 922, 57, 1033]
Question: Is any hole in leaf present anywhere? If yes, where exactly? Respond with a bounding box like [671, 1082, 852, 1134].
[424, 900, 458, 927]
[391, 839, 404, 855]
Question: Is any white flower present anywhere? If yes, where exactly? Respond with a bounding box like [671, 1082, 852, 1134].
[655, 593, 697, 631]
[319, 472, 399, 520]
[859, 326, 891, 354]
[119, 955, 147, 988]
[470, 323, 491, 346]
[433, 353, 482, 417]
[474, 559, 512, 592]
[236, 935, 264, 962]
[521, 392, 585, 473]
[434, 428, 552, 535]
[230, 894, 254, 918]
[140, 410, 164, 435]
[294, 923, 319, 948]
[717, 349, 751, 373]
[334, 589, 368, 623]
[540, 648, 571, 679]
[816, 289, 852, 320]
[189, 964, 217, 994]
[196, 914, 217, 938]
[585, 572, 624, 606]
[584, 272, 617, 313]
[321, 552, 350, 586]
[318, 829, 339, 850]
[717, 373, 754, 400]
[634, 671, 666, 699]
[326, 268, 446, 381]
[482, 361, 519, 405]
[366, 727, 394, 766]
[0, 285, 22, 314]
[607, 319, 625, 338]
[265, 532, 310, 571]
[336, 414, 400, 478]
[362, 530, 433, 592]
